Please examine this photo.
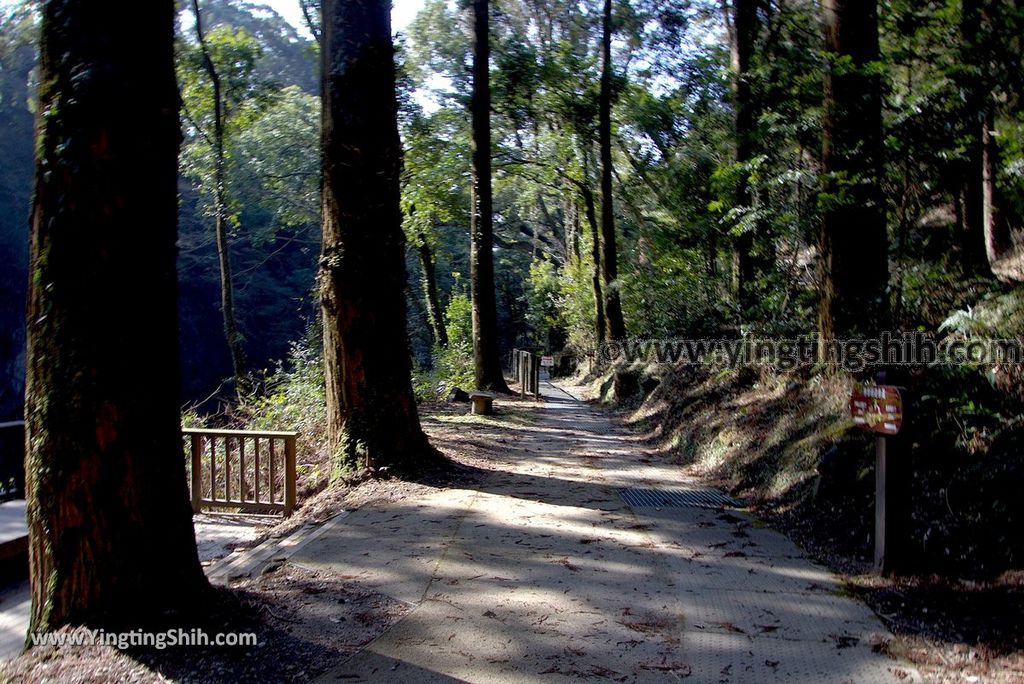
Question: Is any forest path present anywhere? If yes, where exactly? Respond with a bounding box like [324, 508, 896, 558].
[294, 381, 917, 683]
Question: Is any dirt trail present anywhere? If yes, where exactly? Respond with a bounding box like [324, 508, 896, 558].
[291, 381, 918, 683]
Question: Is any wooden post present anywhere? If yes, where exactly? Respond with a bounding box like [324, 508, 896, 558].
[253, 437, 260, 504]
[519, 351, 526, 399]
[872, 369, 906, 574]
[209, 436, 217, 502]
[239, 436, 246, 502]
[269, 437, 276, 504]
[284, 435, 297, 517]
[224, 437, 232, 502]
[534, 354, 541, 400]
[190, 434, 202, 513]
[874, 429, 887, 572]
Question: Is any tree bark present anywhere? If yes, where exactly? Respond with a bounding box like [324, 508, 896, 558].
[25, 0, 209, 631]
[731, 0, 760, 312]
[469, 0, 511, 391]
[599, 0, 626, 342]
[957, 0, 989, 273]
[982, 104, 1010, 267]
[580, 182, 606, 347]
[320, 0, 435, 473]
[818, 0, 890, 348]
[416, 230, 448, 348]
[193, 0, 248, 394]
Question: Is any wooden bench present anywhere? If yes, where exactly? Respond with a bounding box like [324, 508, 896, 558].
[469, 391, 496, 415]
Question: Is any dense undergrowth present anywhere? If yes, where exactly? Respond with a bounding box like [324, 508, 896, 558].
[599, 311, 1024, 580]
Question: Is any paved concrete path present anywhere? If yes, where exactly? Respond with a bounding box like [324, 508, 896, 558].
[293, 382, 918, 683]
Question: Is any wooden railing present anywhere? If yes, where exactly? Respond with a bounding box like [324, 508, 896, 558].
[511, 349, 541, 400]
[182, 428, 297, 516]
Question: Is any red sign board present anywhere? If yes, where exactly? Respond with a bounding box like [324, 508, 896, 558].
[850, 383, 903, 435]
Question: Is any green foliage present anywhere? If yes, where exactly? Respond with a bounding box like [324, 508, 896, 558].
[525, 258, 564, 348]
[233, 85, 320, 240]
[234, 340, 329, 491]
[443, 283, 473, 348]
[412, 283, 476, 402]
[177, 25, 280, 226]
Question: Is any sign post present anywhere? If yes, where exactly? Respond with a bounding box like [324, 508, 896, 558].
[849, 373, 904, 573]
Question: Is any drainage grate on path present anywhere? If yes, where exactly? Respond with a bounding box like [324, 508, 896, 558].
[618, 487, 739, 510]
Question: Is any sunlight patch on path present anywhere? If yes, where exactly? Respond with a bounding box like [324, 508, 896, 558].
[296, 380, 918, 683]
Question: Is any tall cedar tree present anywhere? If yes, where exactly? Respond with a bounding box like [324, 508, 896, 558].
[192, 0, 248, 393]
[728, 0, 762, 313]
[319, 0, 435, 472]
[580, 181, 606, 346]
[470, 0, 511, 390]
[25, 0, 209, 630]
[599, 0, 626, 342]
[818, 0, 890, 348]
[957, 0, 988, 272]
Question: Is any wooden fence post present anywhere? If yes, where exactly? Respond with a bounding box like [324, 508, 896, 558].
[534, 354, 541, 399]
[284, 435, 297, 517]
[519, 351, 526, 399]
[190, 434, 202, 513]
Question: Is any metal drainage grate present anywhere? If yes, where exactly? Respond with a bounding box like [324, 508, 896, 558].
[618, 487, 739, 510]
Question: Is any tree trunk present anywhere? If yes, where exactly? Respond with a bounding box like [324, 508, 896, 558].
[731, 0, 760, 313]
[958, 0, 988, 273]
[25, 0, 209, 632]
[599, 0, 626, 342]
[193, 0, 247, 394]
[982, 104, 1010, 267]
[818, 0, 890, 348]
[469, 0, 511, 391]
[580, 183, 606, 347]
[320, 0, 435, 473]
[565, 192, 582, 264]
[416, 230, 448, 348]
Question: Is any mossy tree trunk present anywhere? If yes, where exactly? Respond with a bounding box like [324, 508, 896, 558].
[25, 0, 209, 632]
[416, 229, 448, 349]
[319, 0, 435, 474]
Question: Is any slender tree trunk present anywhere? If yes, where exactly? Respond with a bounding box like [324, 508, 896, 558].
[320, 0, 435, 473]
[193, 0, 247, 393]
[599, 0, 626, 341]
[958, 0, 988, 273]
[732, 0, 760, 312]
[469, 0, 511, 391]
[982, 104, 1009, 267]
[416, 230, 448, 348]
[818, 0, 890, 349]
[25, 0, 209, 632]
[565, 192, 582, 263]
[580, 183, 606, 347]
